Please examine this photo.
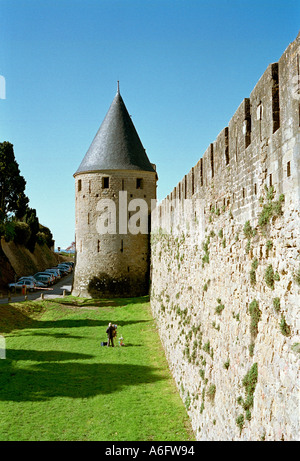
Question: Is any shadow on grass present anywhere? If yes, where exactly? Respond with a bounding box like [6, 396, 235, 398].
[0, 359, 165, 402]
[0, 304, 150, 334]
[51, 295, 150, 309]
[5, 349, 95, 361]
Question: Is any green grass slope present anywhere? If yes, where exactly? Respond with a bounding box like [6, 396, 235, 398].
[0, 296, 194, 441]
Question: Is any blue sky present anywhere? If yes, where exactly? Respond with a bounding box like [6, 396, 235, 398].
[0, 0, 299, 248]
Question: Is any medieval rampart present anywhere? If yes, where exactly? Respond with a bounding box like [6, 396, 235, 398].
[150, 34, 300, 440]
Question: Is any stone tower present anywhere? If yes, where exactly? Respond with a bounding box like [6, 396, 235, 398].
[72, 87, 157, 298]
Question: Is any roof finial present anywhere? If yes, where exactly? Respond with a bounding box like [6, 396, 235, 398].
[117, 80, 120, 94]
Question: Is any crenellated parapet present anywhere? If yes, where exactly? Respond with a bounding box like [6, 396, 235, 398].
[153, 33, 299, 233]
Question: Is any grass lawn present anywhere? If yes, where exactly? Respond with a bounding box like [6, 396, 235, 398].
[0, 296, 194, 441]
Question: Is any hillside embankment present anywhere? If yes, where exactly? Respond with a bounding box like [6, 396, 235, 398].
[0, 238, 69, 293]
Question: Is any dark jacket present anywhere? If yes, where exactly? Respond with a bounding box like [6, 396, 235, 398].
[106, 326, 114, 339]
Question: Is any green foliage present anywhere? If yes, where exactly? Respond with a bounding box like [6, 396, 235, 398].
[242, 363, 258, 409]
[243, 221, 255, 239]
[251, 258, 258, 270]
[0, 141, 29, 219]
[0, 213, 15, 242]
[207, 384, 216, 400]
[245, 239, 251, 254]
[266, 240, 273, 251]
[237, 363, 258, 432]
[203, 341, 210, 354]
[280, 315, 291, 337]
[294, 265, 300, 286]
[218, 229, 223, 239]
[258, 186, 284, 228]
[215, 299, 225, 315]
[273, 297, 281, 313]
[249, 299, 261, 337]
[249, 269, 256, 286]
[223, 360, 230, 370]
[202, 236, 210, 265]
[236, 414, 244, 433]
[13, 221, 31, 245]
[24, 208, 40, 252]
[264, 264, 280, 289]
[249, 258, 259, 285]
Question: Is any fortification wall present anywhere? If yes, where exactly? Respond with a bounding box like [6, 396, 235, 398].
[150, 34, 300, 440]
[73, 169, 156, 297]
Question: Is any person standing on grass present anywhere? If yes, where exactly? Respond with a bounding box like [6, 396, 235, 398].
[106, 322, 114, 347]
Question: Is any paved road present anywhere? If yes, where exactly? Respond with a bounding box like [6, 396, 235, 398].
[0, 273, 74, 304]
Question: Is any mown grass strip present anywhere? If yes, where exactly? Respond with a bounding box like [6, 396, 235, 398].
[0, 296, 194, 441]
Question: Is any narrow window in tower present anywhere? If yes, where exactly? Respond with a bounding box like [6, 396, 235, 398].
[136, 178, 143, 189]
[78, 179, 82, 192]
[87, 213, 90, 225]
[200, 158, 203, 187]
[120, 239, 123, 253]
[121, 179, 125, 190]
[287, 161, 291, 177]
[254, 183, 257, 195]
[225, 127, 229, 165]
[97, 240, 100, 252]
[191, 167, 194, 195]
[102, 177, 109, 189]
[269, 174, 272, 187]
[271, 63, 280, 133]
[89, 180, 91, 193]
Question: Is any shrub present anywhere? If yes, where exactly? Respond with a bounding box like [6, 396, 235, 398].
[280, 315, 291, 337]
[13, 221, 31, 245]
[207, 384, 216, 400]
[258, 188, 284, 228]
[273, 297, 280, 313]
[215, 300, 225, 315]
[242, 363, 258, 411]
[249, 299, 261, 337]
[236, 414, 244, 433]
[243, 221, 255, 239]
[251, 258, 259, 270]
[294, 265, 300, 286]
[266, 240, 273, 251]
[265, 264, 276, 289]
[250, 269, 256, 286]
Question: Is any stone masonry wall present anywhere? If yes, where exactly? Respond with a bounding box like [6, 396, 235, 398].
[73, 169, 156, 297]
[150, 34, 300, 440]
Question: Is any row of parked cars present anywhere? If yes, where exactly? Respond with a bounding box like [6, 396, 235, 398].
[8, 262, 74, 292]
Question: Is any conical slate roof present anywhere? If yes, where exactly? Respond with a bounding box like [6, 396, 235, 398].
[75, 90, 155, 175]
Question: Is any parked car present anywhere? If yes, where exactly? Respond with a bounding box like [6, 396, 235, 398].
[62, 261, 74, 269]
[59, 263, 72, 272]
[57, 264, 71, 275]
[41, 271, 57, 283]
[34, 272, 55, 285]
[34, 274, 52, 286]
[8, 279, 36, 292]
[46, 268, 61, 279]
[18, 276, 47, 289]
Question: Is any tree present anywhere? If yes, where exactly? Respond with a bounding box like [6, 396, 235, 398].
[24, 207, 39, 252]
[0, 142, 29, 218]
